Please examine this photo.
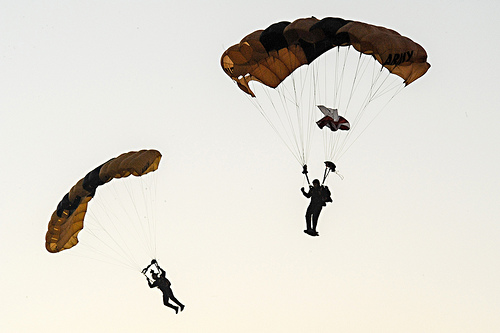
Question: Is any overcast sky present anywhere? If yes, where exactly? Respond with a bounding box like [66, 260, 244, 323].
[1, 1, 499, 332]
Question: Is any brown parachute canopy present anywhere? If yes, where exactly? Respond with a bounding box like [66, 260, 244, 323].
[45, 149, 162, 253]
[221, 17, 430, 96]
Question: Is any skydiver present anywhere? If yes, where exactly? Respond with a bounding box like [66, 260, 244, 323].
[301, 179, 332, 236]
[144, 260, 185, 313]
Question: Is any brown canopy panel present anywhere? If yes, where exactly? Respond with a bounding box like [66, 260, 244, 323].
[221, 17, 430, 96]
[45, 149, 162, 253]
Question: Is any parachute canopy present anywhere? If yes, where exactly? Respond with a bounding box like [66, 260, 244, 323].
[221, 17, 430, 97]
[45, 149, 162, 253]
[221, 17, 430, 167]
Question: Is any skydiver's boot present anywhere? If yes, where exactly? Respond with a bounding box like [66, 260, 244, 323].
[312, 219, 319, 236]
[304, 229, 314, 236]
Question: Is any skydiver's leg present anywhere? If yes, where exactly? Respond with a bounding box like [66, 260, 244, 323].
[169, 291, 185, 311]
[305, 206, 313, 231]
[312, 206, 323, 234]
[163, 293, 179, 313]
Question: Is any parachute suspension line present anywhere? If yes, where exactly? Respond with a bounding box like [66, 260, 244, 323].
[97, 188, 143, 269]
[325, 47, 360, 161]
[107, 176, 155, 265]
[67, 246, 140, 273]
[121, 175, 157, 260]
[321, 166, 330, 185]
[367, 64, 397, 102]
[333, 47, 354, 156]
[341, 52, 375, 129]
[250, 93, 302, 164]
[136, 176, 154, 258]
[277, 81, 307, 165]
[335, 65, 406, 161]
[350, 58, 385, 125]
[324, 51, 406, 162]
[335, 83, 405, 161]
[137, 172, 159, 259]
[311, 57, 329, 162]
[334, 46, 352, 111]
[151, 174, 159, 257]
[291, 49, 317, 166]
[246, 86, 304, 166]
[82, 172, 160, 270]
[246, 47, 324, 167]
[343, 51, 366, 117]
[371, 66, 404, 99]
[317, 48, 336, 161]
[290, 62, 307, 165]
[274, 49, 309, 166]
[305, 63, 317, 166]
[305, 72, 315, 162]
[355, 63, 402, 121]
[81, 191, 144, 271]
[330, 47, 372, 161]
[320, 54, 332, 162]
[333, 57, 387, 158]
[73, 220, 140, 272]
[331, 47, 340, 107]
[361, 65, 406, 121]
[148, 173, 158, 257]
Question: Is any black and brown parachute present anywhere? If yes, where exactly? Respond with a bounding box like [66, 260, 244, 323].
[221, 17, 430, 97]
[45, 149, 162, 253]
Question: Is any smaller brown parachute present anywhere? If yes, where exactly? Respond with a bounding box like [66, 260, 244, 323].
[221, 17, 430, 96]
[45, 149, 162, 253]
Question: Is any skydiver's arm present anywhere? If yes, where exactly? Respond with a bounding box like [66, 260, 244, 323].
[301, 187, 311, 198]
[159, 267, 166, 278]
[142, 263, 152, 274]
[147, 278, 156, 288]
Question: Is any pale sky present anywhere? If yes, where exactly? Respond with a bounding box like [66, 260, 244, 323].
[1, 1, 499, 332]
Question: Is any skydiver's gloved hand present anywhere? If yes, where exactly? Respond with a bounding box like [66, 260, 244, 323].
[151, 259, 157, 265]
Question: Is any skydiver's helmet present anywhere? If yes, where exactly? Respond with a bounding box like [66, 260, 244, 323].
[151, 271, 158, 279]
[312, 179, 320, 186]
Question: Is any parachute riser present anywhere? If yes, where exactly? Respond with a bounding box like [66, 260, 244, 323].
[322, 168, 330, 185]
[303, 162, 340, 185]
[322, 161, 337, 185]
[302, 164, 311, 185]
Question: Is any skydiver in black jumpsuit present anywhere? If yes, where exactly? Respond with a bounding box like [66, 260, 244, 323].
[144, 260, 185, 313]
[301, 179, 331, 236]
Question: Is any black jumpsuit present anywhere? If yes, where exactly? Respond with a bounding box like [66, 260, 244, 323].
[148, 268, 184, 312]
[302, 186, 327, 234]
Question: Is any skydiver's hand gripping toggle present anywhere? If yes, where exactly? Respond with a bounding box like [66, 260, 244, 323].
[142, 259, 159, 275]
[302, 164, 311, 185]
